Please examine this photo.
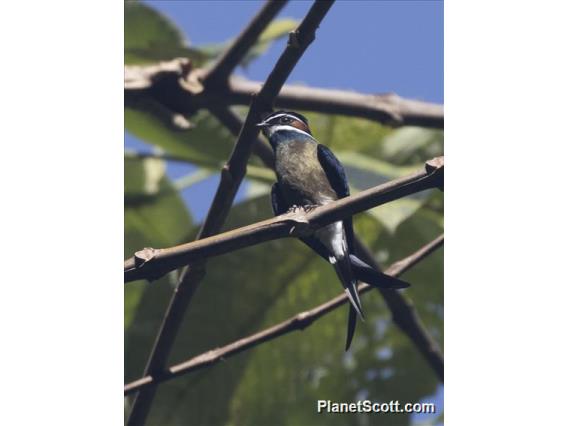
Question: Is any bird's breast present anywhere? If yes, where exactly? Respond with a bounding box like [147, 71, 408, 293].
[275, 140, 337, 206]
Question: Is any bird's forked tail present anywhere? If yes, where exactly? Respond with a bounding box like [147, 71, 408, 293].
[332, 254, 364, 321]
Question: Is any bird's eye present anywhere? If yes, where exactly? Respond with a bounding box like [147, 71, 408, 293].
[281, 116, 291, 124]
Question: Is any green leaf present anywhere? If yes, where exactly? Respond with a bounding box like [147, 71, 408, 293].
[333, 151, 429, 233]
[381, 127, 444, 165]
[125, 2, 296, 66]
[124, 156, 193, 331]
[124, 155, 166, 198]
[125, 108, 274, 183]
[366, 197, 430, 234]
[258, 19, 298, 45]
[305, 113, 394, 156]
[125, 109, 233, 169]
[125, 2, 211, 65]
[337, 151, 420, 180]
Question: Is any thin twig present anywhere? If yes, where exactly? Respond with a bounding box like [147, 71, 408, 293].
[127, 3, 335, 424]
[124, 157, 442, 282]
[202, 0, 288, 88]
[124, 234, 444, 395]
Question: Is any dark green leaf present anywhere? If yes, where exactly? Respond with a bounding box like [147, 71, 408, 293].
[125, 2, 211, 65]
[125, 108, 274, 182]
[124, 156, 193, 331]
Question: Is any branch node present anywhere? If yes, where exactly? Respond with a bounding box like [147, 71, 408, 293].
[425, 156, 444, 191]
[295, 311, 312, 329]
[425, 156, 444, 173]
[281, 210, 311, 237]
[220, 163, 236, 185]
[288, 30, 301, 48]
[134, 247, 161, 268]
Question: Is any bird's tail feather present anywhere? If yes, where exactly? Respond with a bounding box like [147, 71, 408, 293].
[345, 305, 358, 351]
[332, 255, 364, 320]
[349, 254, 411, 289]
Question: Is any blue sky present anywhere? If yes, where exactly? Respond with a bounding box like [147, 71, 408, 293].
[126, 2, 443, 419]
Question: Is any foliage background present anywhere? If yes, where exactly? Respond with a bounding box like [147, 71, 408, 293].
[124, 1, 443, 425]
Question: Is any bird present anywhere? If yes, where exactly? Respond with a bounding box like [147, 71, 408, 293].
[257, 110, 410, 350]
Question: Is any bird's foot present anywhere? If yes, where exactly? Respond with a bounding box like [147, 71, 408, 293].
[302, 204, 319, 212]
[287, 204, 319, 214]
[287, 205, 303, 213]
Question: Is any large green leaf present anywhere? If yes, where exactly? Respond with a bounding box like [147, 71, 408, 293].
[125, 109, 233, 169]
[125, 2, 210, 65]
[302, 112, 443, 165]
[125, 108, 274, 183]
[381, 127, 444, 165]
[125, 1, 297, 68]
[306, 113, 394, 156]
[124, 154, 166, 199]
[124, 156, 193, 332]
[124, 192, 443, 425]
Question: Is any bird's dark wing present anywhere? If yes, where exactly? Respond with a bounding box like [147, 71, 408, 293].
[317, 144, 362, 350]
[270, 182, 287, 215]
[317, 144, 355, 251]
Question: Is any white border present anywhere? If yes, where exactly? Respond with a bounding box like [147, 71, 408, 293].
[0, 2, 123, 423]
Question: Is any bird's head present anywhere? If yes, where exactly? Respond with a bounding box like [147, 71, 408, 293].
[256, 111, 312, 140]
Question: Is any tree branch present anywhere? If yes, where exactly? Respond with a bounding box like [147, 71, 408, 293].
[127, 3, 336, 424]
[125, 59, 444, 129]
[217, 77, 443, 128]
[124, 156, 443, 283]
[202, 0, 288, 88]
[124, 234, 444, 395]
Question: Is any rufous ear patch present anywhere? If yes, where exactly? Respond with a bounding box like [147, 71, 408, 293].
[290, 119, 311, 135]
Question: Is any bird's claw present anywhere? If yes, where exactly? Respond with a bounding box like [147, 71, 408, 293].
[287, 204, 318, 214]
[288, 205, 303, 213]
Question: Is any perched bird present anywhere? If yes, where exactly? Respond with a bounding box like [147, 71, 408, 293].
[257, 111, 410, 350]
